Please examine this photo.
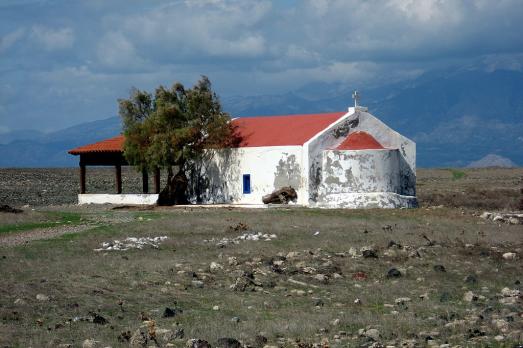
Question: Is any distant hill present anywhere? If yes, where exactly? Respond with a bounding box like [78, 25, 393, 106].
[467, 154, 517, 168]
[1, 67, 522, 167]
[0, 117, 121, 167]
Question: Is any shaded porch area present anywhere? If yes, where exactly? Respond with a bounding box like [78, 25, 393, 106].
[68, 136, 162, 205]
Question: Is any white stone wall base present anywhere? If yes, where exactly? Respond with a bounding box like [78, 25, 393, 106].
[78, 194, 159, 205]
[313, 192, 418, 209]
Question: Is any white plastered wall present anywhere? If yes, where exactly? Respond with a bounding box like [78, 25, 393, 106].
[191, 146, 307, 205]
[304, 107, 417, 207]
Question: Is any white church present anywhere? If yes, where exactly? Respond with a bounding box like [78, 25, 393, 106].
[69, 95, 417, 209]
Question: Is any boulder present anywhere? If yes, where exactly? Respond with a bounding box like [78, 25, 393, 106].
[262, 187, 297, 204]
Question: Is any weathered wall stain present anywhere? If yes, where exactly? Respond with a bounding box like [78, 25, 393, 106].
[274, 154, 301, 190]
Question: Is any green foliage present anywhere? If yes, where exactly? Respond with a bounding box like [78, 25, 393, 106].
[450, 169, 467, 180]
[118, 76, 236, 173]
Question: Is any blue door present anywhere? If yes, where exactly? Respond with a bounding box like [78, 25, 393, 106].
[243, 174, 251, 194]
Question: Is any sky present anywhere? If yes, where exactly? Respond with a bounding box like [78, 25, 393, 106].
[1, 0, 522, 133]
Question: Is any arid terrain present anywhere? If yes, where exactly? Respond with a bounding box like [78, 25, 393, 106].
[0, 168, 522, 347]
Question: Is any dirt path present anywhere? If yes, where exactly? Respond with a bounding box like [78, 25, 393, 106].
[0, 224, 94, 247]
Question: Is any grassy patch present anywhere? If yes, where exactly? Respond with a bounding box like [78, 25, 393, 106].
[450, 169, 467, 180]
[0, 211, 83, 235]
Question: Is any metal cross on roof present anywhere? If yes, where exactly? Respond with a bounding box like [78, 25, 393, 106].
[352, 90, 360, 108]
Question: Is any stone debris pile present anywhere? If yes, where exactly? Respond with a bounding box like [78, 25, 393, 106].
[480, 212, 523, 224]
[204, 232, 277, 247]
[94, 236, 168, 251]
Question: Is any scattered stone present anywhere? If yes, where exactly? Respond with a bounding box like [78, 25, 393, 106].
[364, 328, 380, 341]
[291, 289, 306, 296]
[36, 294, 49, 301]
[210, 262, 223, 272]
[252, 335, 267, 348]
[82, 339, 99, 348]
[330, 318, 340, 326]
[187, 339, 212, 348]
[94, 236, 168, 251]
[228, 257, 238, 266]
[502, 252, 517, 260]
[387, 268, 402, 278]
[216, 337, 241, 348]
[91, 312, 108, 325]
[313, 274, 328, 284]
[500, 287, 520, 297]
[163, 307, 180, 318]
[395, 297, 412, 305]
[481, 212, 523, 224]
[463, 291, 479, 302]
[192, 280, 204, 288]
[433, 265, 446, 272]
[130, 328, 149, 347]
[352, 271, 367, 280]
[206, 232, 277, 247]
[362, 248, 378, 258]
[492, 319, 509, 333]
[14, 298, 26, 305]
[499, 287, 521, 304]
[354, 298, 362, 305]
[231, 316, 240, 323]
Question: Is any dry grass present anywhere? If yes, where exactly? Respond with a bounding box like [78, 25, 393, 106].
[0, 168, 522, 347]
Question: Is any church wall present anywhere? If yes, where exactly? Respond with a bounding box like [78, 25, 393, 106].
[189, 146, 306, 205]
[319, 149, 401, 195]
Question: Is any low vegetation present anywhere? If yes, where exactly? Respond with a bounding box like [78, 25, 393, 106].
[0, 168, 521, 347]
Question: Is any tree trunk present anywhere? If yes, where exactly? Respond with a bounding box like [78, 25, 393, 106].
[158, 166, 190, 206]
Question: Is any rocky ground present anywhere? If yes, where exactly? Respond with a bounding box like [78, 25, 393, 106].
[0, 168, 521, 347]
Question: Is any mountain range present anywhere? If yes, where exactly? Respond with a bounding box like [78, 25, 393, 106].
[1, 67, 522, 168]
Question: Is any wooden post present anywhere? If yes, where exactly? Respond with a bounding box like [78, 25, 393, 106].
[80, 164, 86, 194]
[142, 169, 149, 194]
[154, 168, 161, 194]
[115, 164, 122, 194]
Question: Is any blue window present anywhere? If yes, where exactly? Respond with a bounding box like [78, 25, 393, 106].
[243, 174, 251, 194]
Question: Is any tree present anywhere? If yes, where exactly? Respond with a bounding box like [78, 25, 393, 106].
[118, 76, 239, 205]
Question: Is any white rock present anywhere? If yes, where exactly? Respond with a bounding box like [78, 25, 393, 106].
[502, 252, 517, 260]
[36, 294, 49, 301]
[209, 262, 223, 272]
[500, 287, 520, 297]
[212, 305, 220, 311]
[480, 212, 492, 219]
[330, 318, 340, 326]
[463, 291, 478, 302]
[365, 328, 380, 341]
[395, 297, 412, 305]
[82, 339, 99, 348]
[14, 298, 26, 305]
[492, 319, 509, 332]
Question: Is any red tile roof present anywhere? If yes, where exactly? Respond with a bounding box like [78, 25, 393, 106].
[232, 112, 346, 147]
[68, 135, 125, 155]
[336, 131, 384, 150]
[68, 112, 347, 154]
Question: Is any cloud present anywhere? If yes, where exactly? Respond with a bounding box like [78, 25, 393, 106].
[96, 31, 145, 69]
[30, 25, 74, 50]
[0, 28, 26, 53]
[1, 0, 523, 131]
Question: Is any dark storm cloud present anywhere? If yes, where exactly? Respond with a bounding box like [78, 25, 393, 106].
[0, 0, 522, 132]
